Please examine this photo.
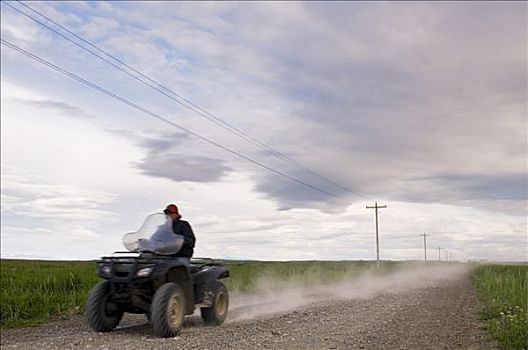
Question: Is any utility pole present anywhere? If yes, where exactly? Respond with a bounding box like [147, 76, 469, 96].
[444, 249, 448, 261]
[366, 202, 387, 268]
[437, 247, 443, 261]
[419, 233, 431, 262]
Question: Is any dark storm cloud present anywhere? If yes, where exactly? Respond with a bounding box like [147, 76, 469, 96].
[276, 206, 292, 212]
[136, 152, 231, 182]
[255, 176, 330, 204]
[140, 133, 190, 153]
[106, 129, 232, 182]
[17, 98, 93, 119]
[105, 129, 189, 150]
[137, 132, 232, 183]
[384, 174, 528, 204]
[429, 174, 528, 201]
[252, 166, 365, 213]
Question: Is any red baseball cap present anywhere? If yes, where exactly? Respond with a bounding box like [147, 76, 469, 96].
[163, 204, 179, 215]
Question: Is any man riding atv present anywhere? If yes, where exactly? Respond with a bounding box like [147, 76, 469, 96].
[86, 204, 229, 337]
[163, 203, 196, 263]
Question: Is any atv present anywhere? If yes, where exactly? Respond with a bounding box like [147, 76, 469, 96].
[86, 213, 230, 337]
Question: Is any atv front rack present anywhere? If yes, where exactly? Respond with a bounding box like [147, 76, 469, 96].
[100, 251, 172, 262]
[98, 253, 227, 267]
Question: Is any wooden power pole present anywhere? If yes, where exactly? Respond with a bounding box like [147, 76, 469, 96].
[437, 247, 443, 261]
[366, 202, 387, 268]
[419, 233, 431, 262]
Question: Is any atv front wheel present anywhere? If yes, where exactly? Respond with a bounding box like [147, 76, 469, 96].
[86, 281, 123, 332]
[201, 281, 229, 325]
[150, 282, 185, 337]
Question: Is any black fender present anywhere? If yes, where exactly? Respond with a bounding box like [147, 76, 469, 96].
[152, 262, 194, 314]
[192, 265, 230, 305]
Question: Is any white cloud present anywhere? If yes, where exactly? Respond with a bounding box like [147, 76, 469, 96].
[1, 164, 116, 216]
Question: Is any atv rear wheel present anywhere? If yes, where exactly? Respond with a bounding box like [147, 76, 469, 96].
[86, 281, 123, 332]
[150, 282, 185, 337]
[201, 281, 228, 325]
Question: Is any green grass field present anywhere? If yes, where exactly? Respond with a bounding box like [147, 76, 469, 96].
[1, 260, 100, 328]
[472, 264, 528, 350]
[0, 259, 398, 328]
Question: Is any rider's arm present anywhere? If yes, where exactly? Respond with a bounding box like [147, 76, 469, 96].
[182, 222, 196, 248]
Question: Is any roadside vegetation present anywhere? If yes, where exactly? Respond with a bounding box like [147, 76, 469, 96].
[1, 259, 400, 328]
[1, 260, 99, 328]
[472, 264, 528, 350]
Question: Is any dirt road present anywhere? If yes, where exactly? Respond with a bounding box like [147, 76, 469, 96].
[1, 267, 496, 350]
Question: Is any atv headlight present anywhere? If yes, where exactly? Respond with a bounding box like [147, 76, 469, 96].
[100, 265, 112, 276]
[136, 267, 154, 277]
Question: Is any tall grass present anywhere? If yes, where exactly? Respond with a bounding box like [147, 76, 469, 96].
[1, 259, 395, 328]
[0, 260, 100, 328]
[472, 264, 528, 350]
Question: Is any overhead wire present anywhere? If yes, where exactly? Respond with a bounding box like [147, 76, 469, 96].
[1, 38, 346, 200]
[4, 0, 370, 200]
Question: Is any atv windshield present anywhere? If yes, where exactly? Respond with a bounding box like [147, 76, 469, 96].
[123, 213, 184, 255]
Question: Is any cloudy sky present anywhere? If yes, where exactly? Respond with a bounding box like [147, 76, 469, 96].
[1, 1, 526, 261]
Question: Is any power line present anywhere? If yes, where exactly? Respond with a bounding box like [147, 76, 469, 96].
[418, 233, 431, 262]
[1, 38, 346, 200]
[366, 202, 387, 267]
[3, 0, 369, 200]
[436, 247, 443, 261]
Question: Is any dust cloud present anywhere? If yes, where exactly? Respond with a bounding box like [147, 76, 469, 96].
[227, 264, 468, 322]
